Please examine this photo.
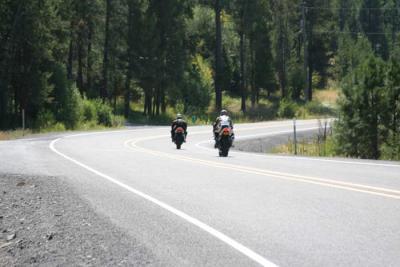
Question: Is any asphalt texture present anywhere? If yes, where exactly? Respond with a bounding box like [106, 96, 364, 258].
[0, 120, 399, 266]
[0, 174, 155, 266]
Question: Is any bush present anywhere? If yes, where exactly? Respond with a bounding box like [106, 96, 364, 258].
[111, 115, 125, 127]
[177, 55, 212, 113]
[35, 109, 56, 130]
[278, 100, 296, 118]
[93, 100, 113, 127]
[60, 85, 83, 129]
[49, 122, 66, 132]
[305, 101, 335, 116]
[82, 99, 98, 122]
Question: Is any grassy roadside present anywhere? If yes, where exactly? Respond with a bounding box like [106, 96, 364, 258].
[126, 89, 338, 126]
[271, 116, 337, 157]
[2, 89, 339, 141]
[272, 135, 337, 157]
[0, 124, 123, 141]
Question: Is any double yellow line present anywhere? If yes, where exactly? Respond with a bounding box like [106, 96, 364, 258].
[125, 136, 400, 200]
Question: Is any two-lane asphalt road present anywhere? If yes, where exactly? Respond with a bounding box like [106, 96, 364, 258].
[1, 120, 399, 266]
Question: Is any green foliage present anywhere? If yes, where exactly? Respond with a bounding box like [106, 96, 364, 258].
[278, 100, 297, 118]
[380, 58, 400, 160]
[35, 110, 56, 130]
[1, 0, 400, 164]
[273, 134, 337, 157]
[335, 34, 374, 81]
[180, 55, 213, 114]
[287, 62, 305, 100]
[304, 101, 336, 116]
[93, 100, 113, 127]
[111, 115, 126, 127]
[82, 98, 98, 122]
[335, 55, 387, 159]
[60, 85, 84, 129]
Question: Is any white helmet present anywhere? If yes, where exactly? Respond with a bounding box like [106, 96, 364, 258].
[220, 109, 228, 116]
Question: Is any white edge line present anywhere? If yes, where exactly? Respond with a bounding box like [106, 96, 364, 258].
[49, 137, 277, 267]
[128, 139, 400, 199]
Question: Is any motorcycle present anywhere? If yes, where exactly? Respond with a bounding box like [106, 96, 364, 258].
[217, 127, 233, 157]
[173, 127, 186, 149]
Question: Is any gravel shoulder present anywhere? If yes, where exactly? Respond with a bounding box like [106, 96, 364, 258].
[233, 129, 317, 154]
[0, 173, 155, 266]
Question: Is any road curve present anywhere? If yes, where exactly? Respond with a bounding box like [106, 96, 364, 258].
[1, 120, 400, 266]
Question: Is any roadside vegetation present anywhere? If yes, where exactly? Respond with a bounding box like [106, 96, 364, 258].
[272, 53, 400, 161]
[1, 1, 399, 160]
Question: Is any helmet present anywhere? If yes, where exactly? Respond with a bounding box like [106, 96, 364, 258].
[220, 109, 228, 116]
[176, 113, 183, 119]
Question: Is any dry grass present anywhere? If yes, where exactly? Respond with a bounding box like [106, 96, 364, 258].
[0, 129, 32, 140]
[314, 88, 339, 107]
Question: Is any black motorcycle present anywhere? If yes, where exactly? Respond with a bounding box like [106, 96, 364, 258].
[173, 127, 185, 149]
[217, 127, 233, 157]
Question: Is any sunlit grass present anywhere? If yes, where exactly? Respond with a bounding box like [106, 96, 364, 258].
[272, 134, 337, 157]
[314, 88, 339, 107]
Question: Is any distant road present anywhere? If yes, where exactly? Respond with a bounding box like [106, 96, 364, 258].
[1, 120, 399, 266]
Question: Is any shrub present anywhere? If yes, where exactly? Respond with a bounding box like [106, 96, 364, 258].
[278, 100, 296, 118]
[35, 109, 56, 130]
[111, 115, 125, 127]
[82, 99, 98, 122]
[93, 100, 113, 127]
[49, 122, 66, 132]
[60, 85, 83, 129]
[179, 55, 212, 113]
[305, 101, 335, 116]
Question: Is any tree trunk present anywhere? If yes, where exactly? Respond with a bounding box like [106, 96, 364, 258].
[301, 2, 312, 101]
[124, 72, 131, 118]
[67, 22, 74, 80]
[143, 91, 148, 115]
[144, 89, 152, 116]
[278, 18, 287, 99]
[240, 30, 246, 112]
[152, 91, 156, 116]
[148, 90, 153, 116]
[77, 27, 84, 93]
[87, 21, 93, 93]
[215, 0, 223, 111]
[161, 90, 166, 113]
[371, 94, 380, 159]
[250, 37, 256, 108]
[102, 0, 112, 100]
[307, 52, 313, 101]
[155, 88, 161, 116]
[0, 78, 6, 128]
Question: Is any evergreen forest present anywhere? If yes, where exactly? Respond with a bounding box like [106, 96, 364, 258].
[0, 0, 399, 159]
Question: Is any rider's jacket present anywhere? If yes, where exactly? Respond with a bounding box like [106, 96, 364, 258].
[213, 115, 233, 132]
[171, 119, 188, 134]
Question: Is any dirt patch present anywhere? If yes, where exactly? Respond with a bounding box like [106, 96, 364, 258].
[0, 174, 155, 266]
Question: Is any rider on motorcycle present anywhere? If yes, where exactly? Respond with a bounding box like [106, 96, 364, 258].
[213, 109, 234, 148]
[171, 114, 188, 142]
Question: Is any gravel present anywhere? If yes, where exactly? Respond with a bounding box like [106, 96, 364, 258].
[233, 129, 318, 154]
[0, 173, 155, 266]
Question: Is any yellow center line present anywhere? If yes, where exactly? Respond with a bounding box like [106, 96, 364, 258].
[125, 137, 400, 200]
